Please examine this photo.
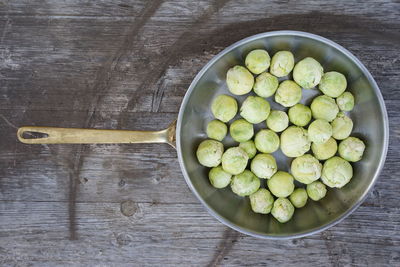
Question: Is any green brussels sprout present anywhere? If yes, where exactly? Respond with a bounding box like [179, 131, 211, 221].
[289, 188, 308, 208]
[338, 137, 366, 162]
[196, 139, 224, 167]
[321, 156, 353, 188]
[229, 119, 254, 142]
[311, 137, 338, 160]
[211, 94, 238, 122]
[250, 153, 277, 179]
[266, 110, 289, 132]
[270, 51, 295, 77]
[293, 57, 323, 89]
[226, 65, 254, 95]
[290, 154, 322, 184]
[271, 197, 295, 223]
[310, 95, 339, 122]
[206, 120, 227, 141]
[230, 170, 260, 196]
[245, 49, 271, 74]
[306, 181, 327, 201]
[280, 126, 311, 157]
[240, 96, 270, 124]
[288, 104, 312, 126]
[267, 171, 295, 198]
[250, 188, 274, 214]
[331, 112, 353, 140]
[239, 140, 257, 159]
[319, 71, 347, 97]
[275, 80, 302, 107]
[308, 119, 333, 144]
[254, 129, 280, 153]
[208, 166, 232, 188]
[221, 147, 249, 175]
[336, 91, 355, 111]
[253, 72, 279, 98]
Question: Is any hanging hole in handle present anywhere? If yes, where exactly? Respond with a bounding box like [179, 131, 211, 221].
[21, 131, 49, 139]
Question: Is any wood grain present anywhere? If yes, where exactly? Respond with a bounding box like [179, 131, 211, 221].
[0, 0, 399, 266]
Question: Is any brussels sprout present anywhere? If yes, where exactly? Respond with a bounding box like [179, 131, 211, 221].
[308, 119, 332, 144]
[321, 156, 353, 188]
[311, 137, 338, 160]
[319, 71, 347, 97]
[209, 166, 232, 188]
[240, 96, 270, 124]
[254, 129, 280, 153]
[230, 119, 254, 142]
[280, 126, 311, 157]
[266, 110, 289, 132]
[267, 171, 295, 198]
[306, 181, 327, 201]
[331, 112, 353, 140]
[250, 153, 277, 179]
[293, 57, 323, 89]
[310, 95, 339, 122]
[221, 147, 249, 175]
[206, 120, 227, 141]
[336, 92, 355, 111]
[290, 154, 322, 184]
[275, 80, 302, 107]
[253, 72, 279, 98]
[288, 104, 312, 126]
[226, 65, 254, 95]
[196, 139, 224, 167]
[239, 140, 257, 159]
[211, 94, 238, 122]
[250, 188, 274, 214]
[289, 188, 308, 208]
[270, 51, 295, 77]
[245, 49, 271, 74]
[338, 137, 366, 162]
[230, 170, 260, 196]
[271, 198, 295, 223]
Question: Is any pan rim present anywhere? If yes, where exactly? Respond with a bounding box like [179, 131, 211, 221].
[176, 30, 389, 239]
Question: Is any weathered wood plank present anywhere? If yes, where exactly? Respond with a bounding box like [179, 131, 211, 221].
[0, 202, 399, 266]
[0, 0, 399, 265]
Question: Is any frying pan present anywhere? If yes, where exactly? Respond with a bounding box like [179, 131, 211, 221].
[17, 31, 389, 239]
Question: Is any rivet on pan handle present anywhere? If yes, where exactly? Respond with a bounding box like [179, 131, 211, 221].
[17, 120, 176, 148]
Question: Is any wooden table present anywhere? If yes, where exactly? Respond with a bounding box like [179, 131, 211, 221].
[1, 1, 399, 266]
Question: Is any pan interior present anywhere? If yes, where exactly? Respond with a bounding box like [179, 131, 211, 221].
[177, 32, 387, 238]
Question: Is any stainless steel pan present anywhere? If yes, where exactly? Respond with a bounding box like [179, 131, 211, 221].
[17, 31, 389, 239]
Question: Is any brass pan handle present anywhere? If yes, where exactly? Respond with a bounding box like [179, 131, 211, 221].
[17, 120, 176, 148]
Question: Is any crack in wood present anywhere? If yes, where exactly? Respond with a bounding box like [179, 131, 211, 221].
[322, 230, 342, 267]
[207, 228, 239, 267]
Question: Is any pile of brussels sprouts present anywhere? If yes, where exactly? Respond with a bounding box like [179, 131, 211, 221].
[196, 49, 365, 223]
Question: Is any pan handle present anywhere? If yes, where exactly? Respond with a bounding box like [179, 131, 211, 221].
[16, 120, 176, 148]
